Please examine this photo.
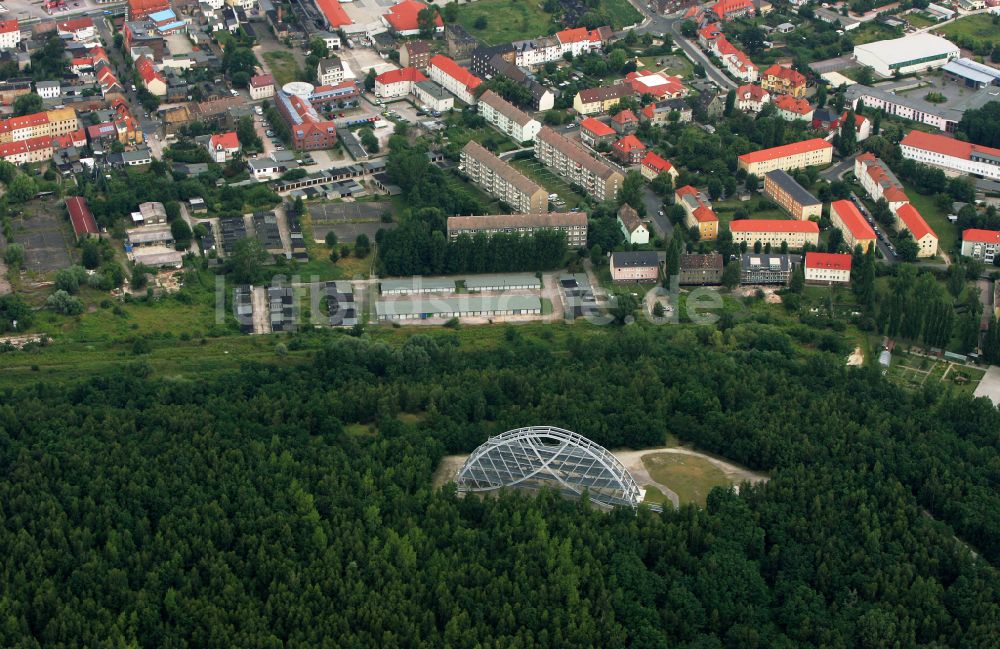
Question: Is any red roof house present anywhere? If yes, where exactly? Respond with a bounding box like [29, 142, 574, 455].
[66, 196, 99, 239]
[383, 0, 442, 35]
[640, 151, 676, 180]
[613, 134, 646, 165]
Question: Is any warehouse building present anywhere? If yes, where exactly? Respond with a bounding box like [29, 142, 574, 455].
[375, 295, 542, 320]
[853, 34, 959, 77]
[465, 274, 541, 291]
[763, 169, 822, 220]
[380, 278, 456, 294]
[942, 58, 1000, 89]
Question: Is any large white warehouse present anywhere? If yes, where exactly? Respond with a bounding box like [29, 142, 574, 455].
[853, 34, 960, 77]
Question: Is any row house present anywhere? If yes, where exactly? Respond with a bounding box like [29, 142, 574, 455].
[513, 26, 611, 67]
[0, 135, 53, 164]
[0, 20, 20, 51]
[0, 107, 78, 143]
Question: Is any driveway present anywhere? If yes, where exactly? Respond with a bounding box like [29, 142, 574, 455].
[821, 155, 857, 182]
[642, 187, 672, 239]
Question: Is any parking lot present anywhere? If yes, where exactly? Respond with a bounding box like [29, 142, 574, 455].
[5, 203, 74, 274]
[1, 0, 104, 21]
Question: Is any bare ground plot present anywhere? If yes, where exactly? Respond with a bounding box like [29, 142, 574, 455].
[4, 206, 74, 274]
[310, 201, 393, 223]
[312, 221, 394, 244]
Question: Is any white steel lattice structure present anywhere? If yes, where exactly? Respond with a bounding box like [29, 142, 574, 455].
[456, 426, 644, 509]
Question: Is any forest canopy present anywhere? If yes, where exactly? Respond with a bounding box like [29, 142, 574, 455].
[1, 324, 1000, 648]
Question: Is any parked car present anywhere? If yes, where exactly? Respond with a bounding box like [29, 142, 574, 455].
[266, 130, 274, 137]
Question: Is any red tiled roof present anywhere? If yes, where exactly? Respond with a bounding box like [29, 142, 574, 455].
[626, 70, 685, 97]
[738, 138, 832, 164]
[580, 117, 614, 137]
[896, 203, 935, 242]
[698, 23, 722, 40]
[675, 185, 699, 199]
[136, 56, 163, 85]
[429, 55, 480, 91]
[614, 134, 645, 152]
[210, 132, 240, 150]
[692, 205, 718, 223]
[66, 196, 98, 237]
[57, 17, 94, 32]
[712, 0, 754, 18]
[128, 0, 169, 18]
[774, 94, 811, 115]
[806, 251, 851, 271]
[901, 129, 1000, 162]
[831, 200, 875, 240]
[556, 27, 606, 44]
[729, 219, 819, 233]
[612, 109, 637, 124]
[963, 229, 1000, 244]
[250, 74, 274, 88]
[384, 0, 441, 32]
[738, 84, 768, 101]
[764, 64, 806, 87]
[0, 19, 19, 34]
[315, 0, 353, 28]
[376, 66, 427, 85]
[858, 154, 908, 203]
[0, 135, 51, 160]
[641, 151, 673, 174]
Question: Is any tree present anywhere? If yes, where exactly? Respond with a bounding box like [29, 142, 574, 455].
[417, 7, 439, 39]
[46, 289, 84, 315]
[722, 259, 740, 289]
[474, 15, 488, 29]
[364, 68, 377, 92]
[855, 246, 876, 310]
[957, 101, 1000, 148]
[839, 110, 857, 156]
[325, 231, 339, 247]
[650, 172, 674, 197]
[724, 89, 736, 117]
[707, 178, 722, 201]
[236, 116, 262, 152]
[54, 266, 86, 294]
[612, 292, 638, 324]
[13, 93, 42, 117]
[608, 49, 628, 73]
[680, 20, 697, 37]
[816, 84, 827, 108]
[359, 128, 379, 154]
[3, 243, 24, 269]
[7, 174, 35, 203]
[171, 219, 193, 250]
[0, 293, 32, 331]
[227, 237, 267, 284]
[789, 264, 804, 293]
[896, 232, 919, 262]
[617, 171, 645, 214]
[355, 233, 371, 257]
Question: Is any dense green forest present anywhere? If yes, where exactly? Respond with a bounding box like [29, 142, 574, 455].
[2, 323, 1000, 647]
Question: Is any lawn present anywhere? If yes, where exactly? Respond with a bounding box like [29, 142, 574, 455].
[642, 452, 732, 507]
[899, 180, 957, 255]
[510, 158, 587, 209]
[904, 11, 937, 29]
[263, 51, 302, 87]
[940, 14, 1000, 49]
[600, 0, 642, 29]
[455, 0, 558, 45]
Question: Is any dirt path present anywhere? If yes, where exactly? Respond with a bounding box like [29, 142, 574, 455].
[847, 346, 864, 366]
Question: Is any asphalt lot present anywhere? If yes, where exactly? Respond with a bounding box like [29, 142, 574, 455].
[311, 201, 392, 223]
[8, 207, 73, 274]
[1, 0, 111, 21]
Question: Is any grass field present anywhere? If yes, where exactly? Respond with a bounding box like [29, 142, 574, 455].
[940, 14, 1000, 49]
[262, 51, 302, 87]
[510, 158, 587, 209]
[600, 0, 642, 28]
[900, 181, 957, 254]
[642, 453, 732, 507]
[455, 0, 557, 45]
[887, 352, 985, 395]
[904, 11, 937, 29]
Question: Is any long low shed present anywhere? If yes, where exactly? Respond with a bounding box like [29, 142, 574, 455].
[380, 277, 457, 294]
[464, 273, 541, 291]
[376, 295, 542, 320]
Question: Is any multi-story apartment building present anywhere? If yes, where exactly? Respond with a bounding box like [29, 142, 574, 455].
[761, 64, 807, 97]
[610, 251, 660, 282]
[512, 26, 610, 67]
[740, 254, 795, 285]
[961, 229, 1000, 263]
[845, 85, 961, 133]
[399, 40, 430, 70]
[0, 107, 78, 144]
[535, 126, 623, 202]
[640, 151, 677, 181]
[737, 138, 833, 175]
[678, 253, 724, 285]
[730, 219, 820, 248]
[428, 55, 481, 104]
[477, 90, 541, 143]
[854, 152, 909, 212]
[0, 19, 19, 50]
[830, 199, 876, 252]
[447, 212, 587, 247]
[580, 117, 616, 148]
[763, 169, 821, 220]
[675, 185, 719, 241]
[460, 141, 548, 214]
[572, 84, 633, 115]
[711, 0, 755, 21]
[249, 74, 275, 100]
[804, 252, 851, 284]
[617, 204, 649, 245]
[900, 130, 1000, 181]
[0, 136, 53, 164]
[774, 95, 813, 122]
[317, 58, 347, 86]
[274, 89, 337, 150]
[712, 36, 758, 83]
[894, 203, 938, 257]
[736, 84, 770, 112]
[374, 67, 427, 98]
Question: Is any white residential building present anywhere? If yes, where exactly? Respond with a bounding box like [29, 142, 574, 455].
[900, 130, 1000, 181]
[477, 90, 541, 143]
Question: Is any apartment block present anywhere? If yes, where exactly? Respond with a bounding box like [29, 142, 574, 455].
[737, 138, 833, 175]
[477, 90, 541, 143]
[730, 219, 819, 248]
[830, 199, 876, 252]
[804, 251, 851, 284]
[447, 212, 587, 247]
[961, 229, 1000, 263]
[675, 185, 719, 241]
[534, 126, 623, 202]
[763, 169, 821, 220]
[460, 140, 548, 214]
[900, 130, 1000, 181]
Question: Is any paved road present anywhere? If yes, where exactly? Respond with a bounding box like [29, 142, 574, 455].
[821, 154, 857, 182]
[642, 187, 673, 239]
[627, 1, 737, 91]
[850, 191, 897, 265]
[973, 365, 1000, 407]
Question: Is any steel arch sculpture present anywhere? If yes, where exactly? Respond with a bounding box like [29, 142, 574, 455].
[456, 426, 644, 509]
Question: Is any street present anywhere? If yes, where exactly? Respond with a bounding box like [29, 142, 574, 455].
[642, 187, 673, 239]
[849, 191, 897, 265]
[820, 154, 857, 182]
